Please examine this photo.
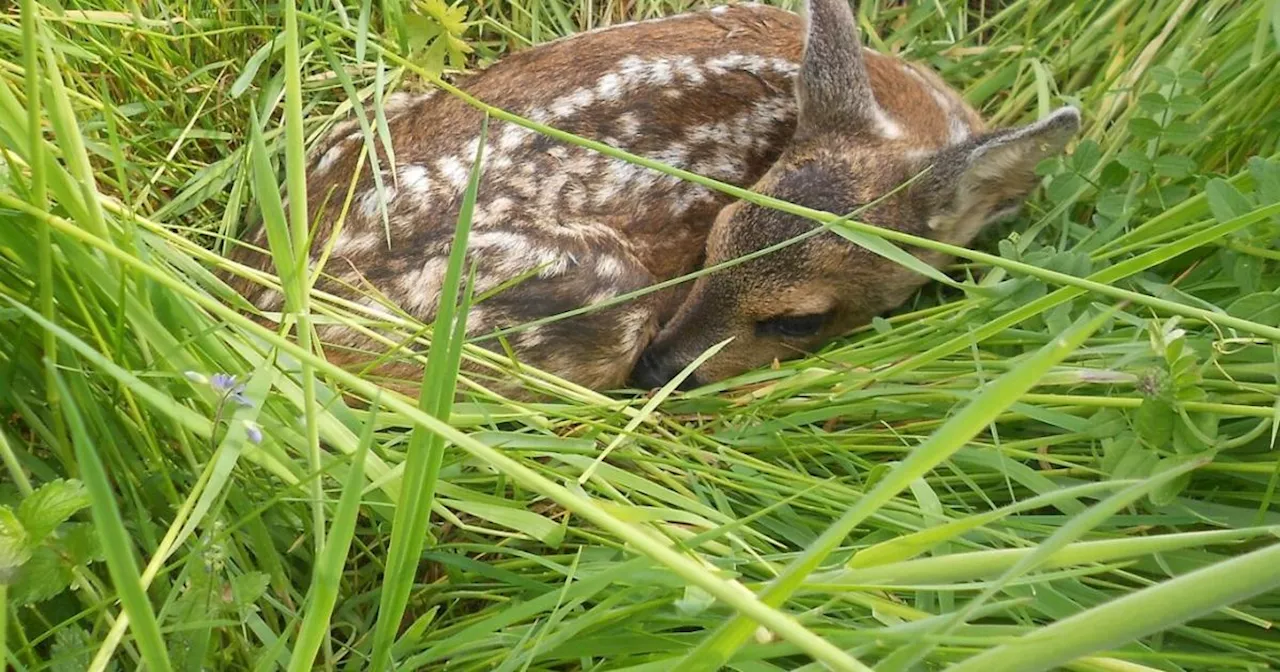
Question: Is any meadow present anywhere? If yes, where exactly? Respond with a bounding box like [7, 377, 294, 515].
[2, 0, 1280, 670]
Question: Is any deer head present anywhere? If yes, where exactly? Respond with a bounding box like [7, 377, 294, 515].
[631, 0, 1080, 389]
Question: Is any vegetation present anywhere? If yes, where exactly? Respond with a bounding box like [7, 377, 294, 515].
[2, 0, 1280, 669]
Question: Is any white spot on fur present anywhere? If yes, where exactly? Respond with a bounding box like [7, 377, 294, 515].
[358, 184, 396, 219]
[437, 156, 470, 190]
[498, 123, 533, 152]
[596, 73, 624, 101]
[470, 231, 572, 279]
[651, 143, 688, 168]
[314, 144, 345, 175]
[256, 288, 284, 312]
[399, 257, 448, 314]
[549, 87, 595, 118]
[517, 324, 547, 348]
[616, 113, 642, 139]
[398, 164, 431, 199]
[949, 114, 971, 144]
[873, 107, 903, 139]
[595, 255, 627, 280]
[333, 230, 384, 257]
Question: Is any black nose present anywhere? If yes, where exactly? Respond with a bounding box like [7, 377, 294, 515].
[630, 349, 700, 391]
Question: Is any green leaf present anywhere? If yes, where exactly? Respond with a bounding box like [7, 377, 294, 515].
[1070, 139, 1101, 171]
[1160, 120, 1201, 145]
[1095, 193, 1128, 219]
[1149, 454, 1199, 506]
[1226, 293, 1280, 327]
[18, 478, 89, 543]
[0, 507, 30, 574]
[1149, 64, 1178, 86]
[1167, 94, 1202, 115]
[1153, 155, 1196, 179]
[443, 498, 565, 547]
[1047, 173, 1086, 203]
[1136, 92, 1168, 115]
[1136, 396, 1176, 450]
[230, 34, 283, 98]
[1128, 118, 1162, 140]
[1099, 161, 1130, 188]
[1117, 148, 1152, 173]
[1248, 156, 1280, 204]
[1206, 178, 1254, 223]
[230, 572, 271, 615]
[10, 545, 74, 605]
[1102, 434, 1158, 480]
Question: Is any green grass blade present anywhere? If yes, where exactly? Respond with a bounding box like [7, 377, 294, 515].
[368, 114, 489, 671]
[288, 400, 377, 672]
[51, 373, 172, 672]
[678, 307, 1117, 670]
[948, 539, 1280, 672]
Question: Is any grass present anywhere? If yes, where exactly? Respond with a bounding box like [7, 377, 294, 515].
[2, 0, 1280, 670]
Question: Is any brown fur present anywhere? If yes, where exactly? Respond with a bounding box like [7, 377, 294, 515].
[632, 0, 1079, 388]
[222, 1, 1078, 397]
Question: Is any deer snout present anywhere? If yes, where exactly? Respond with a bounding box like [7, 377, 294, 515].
[630, 347, 700, 391]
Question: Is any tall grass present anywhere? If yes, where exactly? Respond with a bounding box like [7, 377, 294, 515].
[2, 0, 1280, 670]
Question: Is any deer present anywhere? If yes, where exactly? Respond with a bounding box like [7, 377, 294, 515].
[224, 0, 1080, 399]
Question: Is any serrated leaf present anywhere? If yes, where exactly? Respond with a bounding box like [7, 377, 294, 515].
[231, 571, 271, 615]
[18, 479, 90, 544]
[0, 507, 30, 572]
[55, 522, 105, 565]
[49, 625, 105, 672]
[10, 545, 75, 605]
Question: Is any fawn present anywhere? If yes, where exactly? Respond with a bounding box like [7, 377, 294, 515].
[225, 0, 1079, 396]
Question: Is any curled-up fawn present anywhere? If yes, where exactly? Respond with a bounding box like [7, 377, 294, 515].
[226, 0, 1079, 396]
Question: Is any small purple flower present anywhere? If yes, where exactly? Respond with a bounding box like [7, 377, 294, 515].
[209, 372, 252, 407]
[244, 420, 263, 445]
[210, 373, 238, 393]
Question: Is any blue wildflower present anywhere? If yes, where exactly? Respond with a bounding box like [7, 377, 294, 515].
[209, 372, 252, 408]
[210, 373, 237, 393]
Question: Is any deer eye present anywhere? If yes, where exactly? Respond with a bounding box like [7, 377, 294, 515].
[755, 312, 830, 338]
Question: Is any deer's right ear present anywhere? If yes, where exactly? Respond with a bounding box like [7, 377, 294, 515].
[797, 0, 876, 133]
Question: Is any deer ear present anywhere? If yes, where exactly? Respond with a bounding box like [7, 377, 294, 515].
[797, 0, 876, 132]
[926, 106, 1082, 243]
